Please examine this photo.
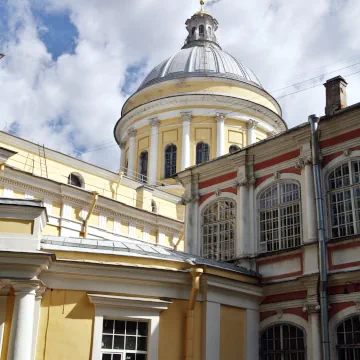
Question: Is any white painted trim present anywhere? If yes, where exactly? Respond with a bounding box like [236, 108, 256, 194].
[202, 301, 220, 360]
[246, 309, 260, 360]
[328, 305, 360, 360]
[89, 294, 171, 360]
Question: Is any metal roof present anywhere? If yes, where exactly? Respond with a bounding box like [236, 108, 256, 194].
[139, 44, 262, 91]
[41, 236, 259, 277]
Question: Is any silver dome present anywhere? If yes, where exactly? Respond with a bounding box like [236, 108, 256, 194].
[139, 44, 262, 90]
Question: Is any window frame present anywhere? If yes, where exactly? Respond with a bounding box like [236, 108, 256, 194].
[258, 181, 303, 254]
[89, 294, 171, 360]
[336, 314, 360, 360]
[164, 144, 177, 179]
[201, 198, 236, 261]
[260, 322, 306, 360]
[196, 141, 210, 165]
[68, 172, 85, 188]
[327, 159, 360, 240]
[138, 151, 149, 183]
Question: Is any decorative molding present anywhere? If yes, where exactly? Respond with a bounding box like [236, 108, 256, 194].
[276, 308, 283, 319]
[127, 127, 137, 138]
[247, 119, 259, 130]
[344, 148, 352, 157]
[181, 111, 192, 123]
[302, 303, 320, 314]
[215, 188, 221, 197]
[295, 156, 312, 169]
[234, 175, 256, 188]
[119, 141, 127, 150]
[274, 171, 281, 179]
[215, 113, 226, 123]
[148, 117, 160, 127]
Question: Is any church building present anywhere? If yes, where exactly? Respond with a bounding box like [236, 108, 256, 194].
[0, 2, 359, 360]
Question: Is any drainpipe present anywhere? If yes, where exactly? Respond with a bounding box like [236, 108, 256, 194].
[308, 114, 331, 360]
[185, 268, 203, 360]
[84, 191, 99, 238]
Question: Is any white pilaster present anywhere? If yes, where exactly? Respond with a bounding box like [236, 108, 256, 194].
[237, 180, 249, 257]
[309, 310, 322, 359]
[8, 281, 39, 360]
[148, 117, 160, 184]
[3, 187, 13, 197]
[184, 199, 195, 253]
[181, 112, 192, 170]
[246, 309, 260, 360]
[216, 113, 226, 157]
[119, 141, 126, 171]
[43, 198, 52, 216]
[247, 120, 258, 146]
[0, 283, 7, 359]
[114, 219, 120, 234]
[127, 128, 137, 178]
[129, 223, 136, 238]
[304, 160, 318, 243]
[62, 203, 72, 219]
[202, 301, 220, 360]
[99, 214, 107, 230]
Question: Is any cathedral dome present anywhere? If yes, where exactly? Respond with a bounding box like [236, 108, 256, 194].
[139, 44, 262, 91]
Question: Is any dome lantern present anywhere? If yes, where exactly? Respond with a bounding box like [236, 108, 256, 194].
[183, 1, 220, 49]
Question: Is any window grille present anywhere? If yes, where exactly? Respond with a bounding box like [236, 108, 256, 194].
[260, 324, 305, 360]
[101, 319, 148, 360]
[196, 142, 210, 165]
[164, 145, 177, 178]
[259, 182, 302, 253]
[328, 160, 360, 239]
[337, 315, 360, 360]
[202, 199, 236, 261]
[139, 151, 148, 183]
[199, 25, 205, 36]
[229, 145, 241, 153]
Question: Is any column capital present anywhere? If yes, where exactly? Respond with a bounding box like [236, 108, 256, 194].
[127, 127, 137, 138]
[234, 175, 256, 188]
[149, 117, 160, 127]
[247, 119, 259, 129]
[11, 280, 41, 295]
[181, 112, 192, 123]
[295, 156, 312, 169]
[119, 141, 127, 150]
[216, 112, 226, 123]
[303, 303, 321, 314]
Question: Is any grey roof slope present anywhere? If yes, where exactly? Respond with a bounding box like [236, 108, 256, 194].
[41, 236, 259, 277]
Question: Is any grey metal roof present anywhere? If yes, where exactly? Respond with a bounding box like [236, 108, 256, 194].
[139, 44, 262, 90]
[41, 236, 259, 277]
[0, 198, 44, 208]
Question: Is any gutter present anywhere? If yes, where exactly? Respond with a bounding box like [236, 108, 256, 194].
[308, 114, 331, 360]
[83, 191, 99, 238]
[185, 268, 203, 360]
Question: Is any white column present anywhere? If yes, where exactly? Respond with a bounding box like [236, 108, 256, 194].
[148, 117, 160, 184]
[246, 309, 260, 360]
[31, 287, 46, 360]
[181, 112, 192, 170]
[0, 282, 7, 359]
[304, 160, 318, 243]
[202, 301, 220, 360]
[184, 198, 195, 254]
[247, 119, 259, 146]
[8, 281, 39, 360]
[216, 113, 226, 157]
[309, 310, 322, 359]
[119, 141, 126, 172]
[127, 127, 137, 179]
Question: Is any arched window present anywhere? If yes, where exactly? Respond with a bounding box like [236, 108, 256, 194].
[259, 182, 301, 253]
[139, 151, 148, 183]
[229, 145, 241, 153]
[328, 160, 360, 238]
[260, 324, 305, 360]
[202, 199, 236, 261]
[199, 25, 205, 36]
[68, 173, 84, 188]
[196, 142, 210, 165]
[151, 200, 157, 214]
[192, 27, 196, 35]
[164, 144, 177, 178]
[337, 315, 360, 359]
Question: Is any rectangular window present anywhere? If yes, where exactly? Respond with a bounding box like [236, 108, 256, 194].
[101, 319, 148, 360]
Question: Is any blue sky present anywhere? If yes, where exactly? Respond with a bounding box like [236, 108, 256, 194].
[0, 0, 360, 170]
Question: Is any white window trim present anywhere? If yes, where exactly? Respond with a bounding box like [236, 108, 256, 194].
[88, 294, 171, 360]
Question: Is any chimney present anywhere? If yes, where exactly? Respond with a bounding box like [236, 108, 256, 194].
[324, 76, 348, 116]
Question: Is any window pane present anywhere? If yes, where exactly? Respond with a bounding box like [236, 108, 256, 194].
[102, 355, 112, 360]
[126, 322, 137, 335]
[138, 322, 148, 336]
[103, 320, 114, 334]
[114, 336, 124, 350]
[125, 355, 135, 360]
[115, 321, 125, 334]
[136, 355, 147, 360]
[137, 337, 147, 351]
[113, 355, 122, 360]
[102, 335, 113, 349]
[126, 336, 136, 350]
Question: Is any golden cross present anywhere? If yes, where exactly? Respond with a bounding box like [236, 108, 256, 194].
[200, 0, 205, 10]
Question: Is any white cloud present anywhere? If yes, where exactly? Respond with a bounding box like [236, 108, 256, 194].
[0, 0, 360, 171]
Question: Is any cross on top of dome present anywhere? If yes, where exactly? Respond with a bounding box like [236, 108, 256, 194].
[183, 0, 220, 49]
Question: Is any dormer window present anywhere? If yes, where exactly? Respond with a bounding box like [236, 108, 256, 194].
[68, 173, 84, 188]
[199, 25, 205, 36]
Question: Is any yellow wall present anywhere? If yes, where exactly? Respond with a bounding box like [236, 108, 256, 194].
[0, 219, 33, 234]
[136, 226, 144, 240]
[149, 230, 157, 244]
[159, 300, 202, 360]
[36, 290, 94, 360]
[89, 213, 99, 227]
[106, 217, 114, 232]
[72, 207, 83, 222]
[0, 293, 14, 360]
[52, 202, 62, 217]
[220, 305, 246, 360]
[13, 190, 25, 199]
[120, 221, 129, 235]
[0, 186, 3, 196]
[43, 224, 60, 236]
[123, 79, 280, 115]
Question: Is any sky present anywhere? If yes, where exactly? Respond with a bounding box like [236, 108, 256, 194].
[0, 0, 360, 171]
